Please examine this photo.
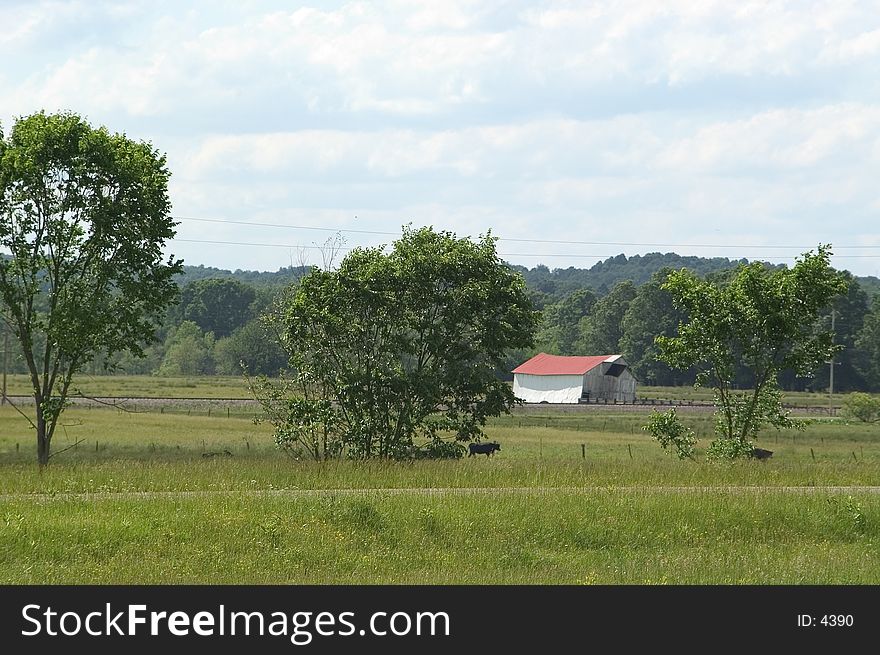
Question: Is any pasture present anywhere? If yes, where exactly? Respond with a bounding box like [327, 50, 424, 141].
[1, 399, 879, 584]
[0, 373, 864, 407]
[0, 373, 252, 399]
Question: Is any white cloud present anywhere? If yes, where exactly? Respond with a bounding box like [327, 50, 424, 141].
[654, 105, 880, 172]
[3, 0, 880, 274]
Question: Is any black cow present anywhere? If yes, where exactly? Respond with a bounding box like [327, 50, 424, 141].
[468, 442, 501, 457]
[751, 447, 773, 461]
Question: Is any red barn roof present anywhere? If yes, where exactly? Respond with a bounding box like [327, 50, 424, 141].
[512, 353, 619, 376]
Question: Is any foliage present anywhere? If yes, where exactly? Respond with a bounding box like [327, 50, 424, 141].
[411, 438, 466, 459]
[576, 280, 636, 354]
[842, 392, 880, 423]
[248, 372, 344, 460]
[539, 289, 597, 354]
[854, 298, 880, 391]
[509, 253, 765, 302]
[657, 246, 847, 459]
[0, 111, 181, 465]
[164, 258, 877, 387]
[174, 263, 309, 288]
[642, 408, 697, 460]
[214, 318, 287, 377]
[620, 269, 693, 386]
[806, 272, 870, 392]
[253, 226, 538, 460]
[705, 435, 759, 461]
[169, 278, 256, 338]
[157, 321, 215, 376]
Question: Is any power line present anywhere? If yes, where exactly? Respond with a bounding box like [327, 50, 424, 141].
[175, 216, 400, 239]
[175, 238, 347, 251]
[173, 238, 880, 260]
[174, 215, 880, 251]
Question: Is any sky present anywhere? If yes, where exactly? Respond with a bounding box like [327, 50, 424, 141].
[2, 0, 879, 276]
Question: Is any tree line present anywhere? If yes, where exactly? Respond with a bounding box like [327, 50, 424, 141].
[528, 267, 880, 393]
[3, 257, 877, 392]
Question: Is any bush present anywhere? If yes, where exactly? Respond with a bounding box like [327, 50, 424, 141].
[705, 437, 756, 461]
[643, 408, 697, 461]
[842, 392, 880, 423]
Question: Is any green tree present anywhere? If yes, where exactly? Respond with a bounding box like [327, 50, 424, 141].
[656, 246, 847, 459]
[170, 278, 256, 338]
[842, 392, 880, 423]
[554, 289, 597, 354]
[214, 318, 287, 377]
[619, 269, 692, 386]
[535, 288, 597, 354]
[251, 226, 538, 460]
[0, 111, 181, 466]
[854, 297, 880, 391]
[158, 321, 214, 376]
[805, 272, 869, 392]
[577, 280, 636, 354]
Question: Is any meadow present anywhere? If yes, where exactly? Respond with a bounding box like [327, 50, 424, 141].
[1, 396, 879, 584]
[0, 372, 860, 407]
[1, 373, 252, 399]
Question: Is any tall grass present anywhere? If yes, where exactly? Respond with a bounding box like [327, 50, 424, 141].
[2, 404, 878, 584]
[1, 408, 878, 493]
[1, 373, 252, 398]
[2, 491, 877, 584]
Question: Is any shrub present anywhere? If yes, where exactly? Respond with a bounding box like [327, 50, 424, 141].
[842, 392, 880, 423]
[643, 408, 697, 461]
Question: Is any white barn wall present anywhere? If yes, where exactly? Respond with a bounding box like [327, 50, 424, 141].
[513, 373, 584, 403]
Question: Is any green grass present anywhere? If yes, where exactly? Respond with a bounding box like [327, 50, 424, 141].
[2, 404, 879, 584]
[1, 373, 252, 398]
[3, 373, 874, 407]
[2, 491, 877, 583]
[1, 407, 879, 494]
[637, 385, 865, 408]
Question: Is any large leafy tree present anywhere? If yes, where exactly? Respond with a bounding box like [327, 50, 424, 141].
[806, 272, 869, 392]
[251, 226, 538, 460]
[536, 288, 596, 355]
[656, 246, 846, 459]
[169, 278, 256, 338]
[214, 318, 287, 377]
[157, 321, 215, 376]
[854, 297, 880, 391]
[554, 289, 597, 355]
[619, 269, 693, 386]
[0, 111, 181, 466]
[576, 280, 636, 355]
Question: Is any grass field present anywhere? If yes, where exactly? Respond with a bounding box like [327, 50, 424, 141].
[1, 373, 252, 398]
[2, 399, 879, 584]
[4, 491, 877, 584]
[0, 373, 867, 407]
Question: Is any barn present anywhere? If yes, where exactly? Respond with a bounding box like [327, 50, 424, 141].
[512, 353, 637, 404]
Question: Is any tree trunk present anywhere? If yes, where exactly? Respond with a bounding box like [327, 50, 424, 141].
[36, 408, 50, 468]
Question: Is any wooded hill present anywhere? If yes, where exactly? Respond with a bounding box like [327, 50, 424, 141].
[5, 252, 876, 391]
[178, 253, 879, 303]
